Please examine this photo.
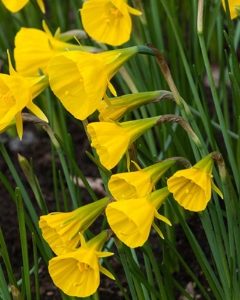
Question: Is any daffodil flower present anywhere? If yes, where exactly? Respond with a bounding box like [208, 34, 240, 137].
[0, 52, 48, 139]
[48, 47, 138, 120]
[49, 231, 114, 297]
[106, 187, 171, 248]
[39, 197, 109, 255]
[80, 0, 142, 46]
[109, 159, 176, 200]
[167, 154, 223, 212]
[87, 116, 159, 169]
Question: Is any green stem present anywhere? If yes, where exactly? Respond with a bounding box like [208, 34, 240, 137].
[159, 0, 215, 147]
[198, 23, 240, 192]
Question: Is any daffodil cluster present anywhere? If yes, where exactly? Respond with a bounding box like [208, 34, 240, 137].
[1, 18, 140, 139]
[39, 199, 115, 297]
[0, 0, 226, 297]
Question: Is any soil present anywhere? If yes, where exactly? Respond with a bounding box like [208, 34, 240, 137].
[0, 121, 210, 300]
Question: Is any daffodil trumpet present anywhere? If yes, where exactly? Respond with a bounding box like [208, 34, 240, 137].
[80, 0, 142, 46]
[167, 153, 223, 212]
[108, 158, 177, 200]
[49, 230, 115, 297]
[14, 21, 95, 76]
[39, 197, 109, 255]
[106, 187, 171, 248]
[48, 46, 138, 120]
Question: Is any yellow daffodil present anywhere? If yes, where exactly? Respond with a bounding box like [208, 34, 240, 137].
[14, 21, 94, 76]
[222, 0, 240, 19]
[39, 197, 109, 255]
[109, 159, 176, 200]
[98, 90, 172, 122]
[48, 47, 137, 120]
[106, 188, 171, 248]
[0, 53, 48, 139]
[1, 0, 45, 13]
[87, 116, 159, 170]
[80, 0, 141, 46]
[167, 154, 223, 212]
[49, 231, 114, 297]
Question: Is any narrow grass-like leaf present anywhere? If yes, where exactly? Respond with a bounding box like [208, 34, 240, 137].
[15, 188, 31, 300]
[0, 265, 11, 300]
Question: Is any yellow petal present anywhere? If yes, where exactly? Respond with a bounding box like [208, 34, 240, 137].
[152, 222, 164, 239]
[154, 211, 172, 226]
[42, 20, 52, 36]
[79, 232, 87, 247]
[212, 181, 224, 199]
[100, 266, 115, 280]
[7, 50, 16, 75]
[127, 4, 142, 16]
[36, 0, 45, 13]
[126, 150, 131, 172]
[107, 80, 117, 97]
[96, 251, 114, 258]
[15, 112, 23, 139]
[27, 102, 48, 122]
